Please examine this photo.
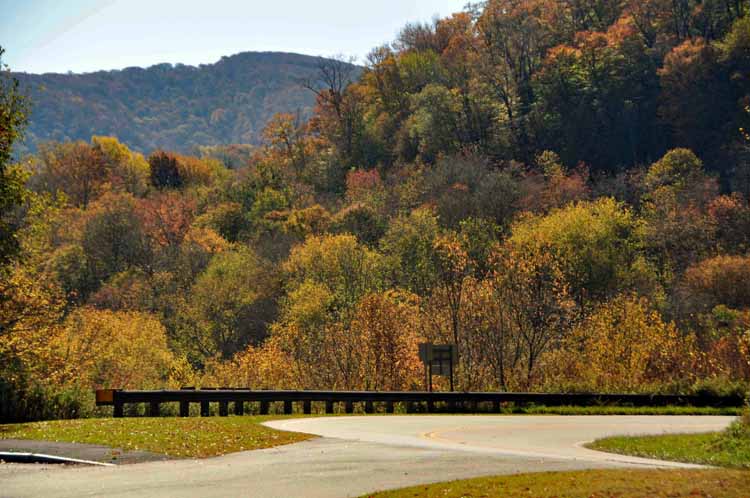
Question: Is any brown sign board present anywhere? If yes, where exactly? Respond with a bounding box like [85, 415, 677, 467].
[419, 344, 456, 364]
[418, 343, 457, 377]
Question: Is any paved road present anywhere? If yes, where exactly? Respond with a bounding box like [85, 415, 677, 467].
[0, 415, 734, 498]
[0, 439, 170, 465]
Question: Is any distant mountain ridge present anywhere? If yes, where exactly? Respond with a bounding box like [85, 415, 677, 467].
[14, 52, 351, 154]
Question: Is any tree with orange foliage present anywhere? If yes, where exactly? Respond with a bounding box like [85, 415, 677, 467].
[33, 141, 108, 209]
[708, 193, 750, 253]
[695, 306, 750, 383]
[519, 151, 590, 212]
[658, 39, 732, 158]
[303, 56, 367, 174]
[139, 192, 196, 252]
[681, 254, 750, 313]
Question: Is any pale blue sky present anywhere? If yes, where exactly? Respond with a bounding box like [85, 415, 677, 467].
[1, 0, 467, 74]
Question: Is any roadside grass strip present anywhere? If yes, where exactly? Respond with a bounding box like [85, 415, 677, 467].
[0, 416, 312, 458]
[589, 410, 749, 469]
[361, 469, 750, 498]
[588, 432, 750, 469]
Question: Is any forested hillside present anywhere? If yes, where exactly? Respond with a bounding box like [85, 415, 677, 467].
[13, 52, 352, 154]
[2, 0, 750, 422]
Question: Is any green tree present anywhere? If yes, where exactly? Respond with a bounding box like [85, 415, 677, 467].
[380, 207, 441, 296]
[639, 149, 718, 275]
[0, 47, 30, 267]
[283, 233, 385, 315]
[532, 28, 661, 171]
[148, 150, 182, 189]
[82, 193, 151, 288]
[406, 84, 463, 163]
[422, 153, 522, 228]
[509, 197, 645, 307]
[181, 247, 278, 361]
[475, 0, 553, 161]
[643, 148, 710, 198]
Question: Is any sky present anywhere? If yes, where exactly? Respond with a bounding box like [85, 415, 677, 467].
[0, 0, 467, 74]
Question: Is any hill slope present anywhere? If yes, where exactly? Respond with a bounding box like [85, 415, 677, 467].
[14, 52, 345, 154]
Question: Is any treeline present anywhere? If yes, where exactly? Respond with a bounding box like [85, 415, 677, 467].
[2, 0, 750, 421]
[12, 52, 335, 154]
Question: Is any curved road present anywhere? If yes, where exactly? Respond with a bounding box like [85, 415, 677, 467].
[266, 415, 730, 466]
[0, 415, 734, 498]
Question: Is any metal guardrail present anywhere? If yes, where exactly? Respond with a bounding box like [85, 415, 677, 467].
[95, 389, 746, 417]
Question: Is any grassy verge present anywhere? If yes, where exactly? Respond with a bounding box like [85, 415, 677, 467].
[361, 469, 750, 498]
[0, 416, 312, 458]
[588, 409, 749, 469]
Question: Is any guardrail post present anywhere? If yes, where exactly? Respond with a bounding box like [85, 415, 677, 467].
[426, 400, 434, 413]
[386, 401, 394, 414]
[364, 400, 374, 414]
[114, 401, 124, 418]
[260, 401, 269, 415]
[406, 401, 414, 414]
[303, 400, 312, 414]
[234, 401, 244, 416]
[325, 400, 334, 414]
[284, 400, 292, 415]
[219, 401, 229, 417]
[492, 400, 501, 413]
[345, 401, 354, 414]
[180, 401, 189, 417]
[200, 401, 210, 417]
[149, 401, 160, 417]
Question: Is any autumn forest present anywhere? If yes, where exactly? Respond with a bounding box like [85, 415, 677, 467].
[2, 0, 750, 421]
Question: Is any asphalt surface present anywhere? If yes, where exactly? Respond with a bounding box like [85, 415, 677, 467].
[0, 415, 734, 498]
[0, 439, 170, 465]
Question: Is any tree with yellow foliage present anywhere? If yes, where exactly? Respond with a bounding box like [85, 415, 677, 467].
[51, 308, 181, 390]
[351, 290, 424, 391]
[552, 294, 692, 392]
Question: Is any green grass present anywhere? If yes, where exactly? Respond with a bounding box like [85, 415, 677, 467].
[0, 416, 312, 458]
[361, 469, 750, 497]
[589, 410, 750, 469]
